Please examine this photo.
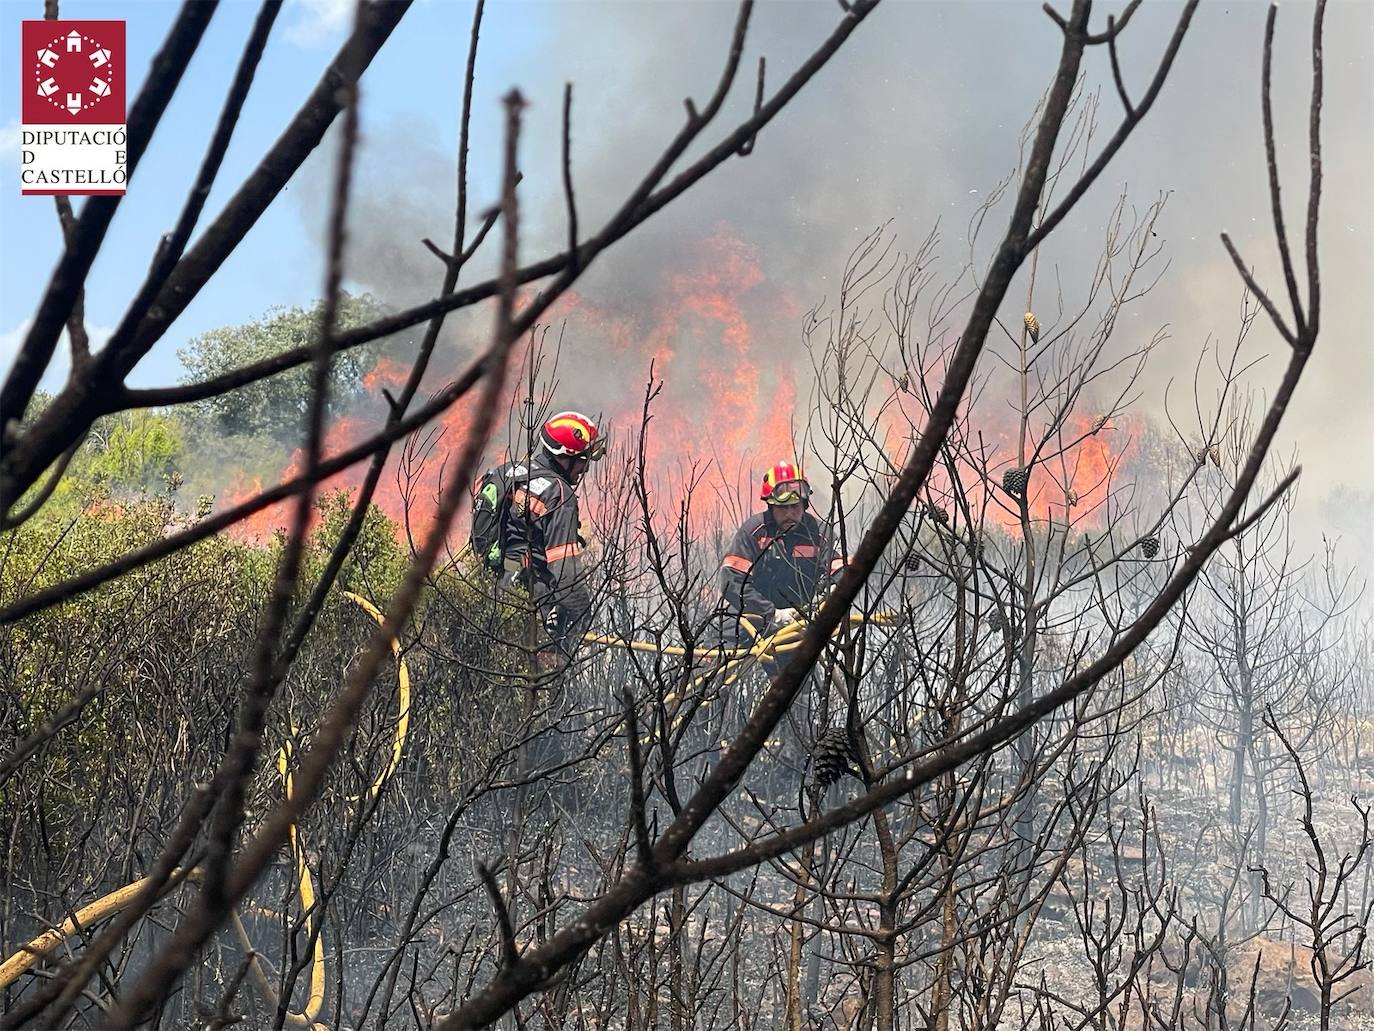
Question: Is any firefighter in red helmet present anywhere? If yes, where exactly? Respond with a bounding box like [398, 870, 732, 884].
[718, 461, 844, 638]
[496, 410, 605, 657]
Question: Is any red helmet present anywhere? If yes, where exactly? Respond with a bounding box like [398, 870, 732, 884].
[540, 411, 606, 461]
[760, 461, 811, 506]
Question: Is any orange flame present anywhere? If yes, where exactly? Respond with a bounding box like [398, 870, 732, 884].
[219, 225, 803, 546]
[883, 405, 1132, 532]
[223, 473, 287, 543]
[550, 224, 800, 529]
[361, 356, 410, 394]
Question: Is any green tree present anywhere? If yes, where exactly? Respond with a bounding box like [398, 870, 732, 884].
[84, 410, 183, 488]
[177, 292, 388, 441]
[11, 409, 188, 522]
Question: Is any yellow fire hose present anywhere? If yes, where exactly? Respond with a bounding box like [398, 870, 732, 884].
[2, 593, 886, 1006]
[0, 590, 412, 1029]
[587, 611, 896, 689]
[227, 736, 326, 1030]
[693, 610, 896, 692]
[581, 634, 696, 657]
[0, 871, 194, 990]
[341, 591, 411, 803]
[0, 836, 323, 1019]
[590, 611, 898, 743]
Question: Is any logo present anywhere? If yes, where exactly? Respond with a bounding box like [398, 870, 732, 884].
[19, 20, 127, 195]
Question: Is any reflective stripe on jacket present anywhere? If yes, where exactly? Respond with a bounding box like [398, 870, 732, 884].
[719, 510, 841, 627]
[500, 459, 591, 636]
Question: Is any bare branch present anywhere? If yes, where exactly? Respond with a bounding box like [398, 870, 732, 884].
[1024, 1, 1200, 253]
[622, 690, 655, 870]
[1106, 16, 1134, 117]
[1260, 3, 1308, 337]
[0, 1, 410, 516]
[562, 82, 579, 260]
[736, 57, 766, 156]
[477, 862, 520, 969]
[1220, 232, 1299, 346]
[0, 1, 216, 441]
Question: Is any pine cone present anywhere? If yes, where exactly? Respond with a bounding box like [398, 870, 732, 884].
[811, 729, 862, 789]
[987, 608, 1006, 633]
[903, 547, 921, 572]
[924, 502, 950, 526]
[1023, 311, 1041, 343]
[1002, 467, 1029, 496]
[1091, 415, 1108, 434]
[1207, 444, 1221, 468]
[1140, 536, 1160, 559]
[1065, 488, 1079, 508]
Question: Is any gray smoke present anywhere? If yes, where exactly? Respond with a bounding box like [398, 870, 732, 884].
[296, 0, 1373, 566]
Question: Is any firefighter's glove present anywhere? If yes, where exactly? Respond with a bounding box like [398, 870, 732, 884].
[773, 607, 801, 629]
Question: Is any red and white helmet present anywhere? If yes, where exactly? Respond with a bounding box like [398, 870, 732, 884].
[759, 461, 811, 506]
[539, 411, 606, 461]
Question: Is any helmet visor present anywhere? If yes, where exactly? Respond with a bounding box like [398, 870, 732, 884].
[765, 478, 810, 505]
[583, 432, 607, 462]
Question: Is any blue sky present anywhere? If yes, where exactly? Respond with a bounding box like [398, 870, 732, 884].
[2, 0, 1371, 556]
[1, 0, 540, 390]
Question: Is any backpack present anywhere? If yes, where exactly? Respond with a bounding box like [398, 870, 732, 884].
[469, 461, 525, 574]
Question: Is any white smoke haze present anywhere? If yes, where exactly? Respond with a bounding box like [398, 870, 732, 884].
[296, 0, 1373, 566]
[8, 10, 1374, 1023]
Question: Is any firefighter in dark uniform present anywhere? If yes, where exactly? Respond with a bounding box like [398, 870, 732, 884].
[718, 461, 844, 641]
[500, 410, 605, 659]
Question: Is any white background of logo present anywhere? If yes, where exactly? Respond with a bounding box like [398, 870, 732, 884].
[20, 132, 125, 191]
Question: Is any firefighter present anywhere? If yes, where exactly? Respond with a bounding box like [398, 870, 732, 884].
[718, 461, 844, 640]
[500, 410, 606, 659]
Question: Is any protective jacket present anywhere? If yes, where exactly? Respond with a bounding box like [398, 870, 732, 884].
[719, 510, 843, 630]
[500, 457, 592, 645]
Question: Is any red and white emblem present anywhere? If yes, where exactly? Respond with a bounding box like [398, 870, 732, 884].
[23, 22, 125, 124]
[19, 20, 127, 196]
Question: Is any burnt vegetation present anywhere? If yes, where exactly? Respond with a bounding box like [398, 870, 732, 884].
[1, 1, 1367, 1029]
